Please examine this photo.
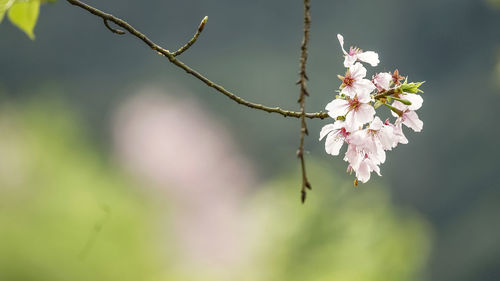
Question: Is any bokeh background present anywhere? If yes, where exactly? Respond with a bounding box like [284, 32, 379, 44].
[1, 0, 499, 280]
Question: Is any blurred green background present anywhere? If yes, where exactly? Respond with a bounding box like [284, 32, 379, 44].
[0, 0, 499, 280]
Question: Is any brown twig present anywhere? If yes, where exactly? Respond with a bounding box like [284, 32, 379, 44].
[65, 0, 329, 119]
[173, 16, 208, 57]
[297, 0, 312, 203]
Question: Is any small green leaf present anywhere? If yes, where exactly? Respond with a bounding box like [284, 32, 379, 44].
[373, 100, 384, 109]
[391, 96, 412, 105]
[0, 0, 15, 23]
[8, 0, 40, 40]
[400, 81, 425, 94]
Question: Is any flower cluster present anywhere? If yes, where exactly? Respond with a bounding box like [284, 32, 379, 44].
[319, 34, 424, 184]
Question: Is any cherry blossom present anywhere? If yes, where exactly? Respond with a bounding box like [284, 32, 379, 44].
[319, 121, 350, 156]
[373, 72, 392, 91]
[325, 95, 375, 131]
[349, 117, 394, 163]
[384, 119, 408, 147]
[338, 62, 376, 99]
[392, 93, 424, 132]
[343, 144, 381, 183]
[394, 110, 423, 132]
[320, 35, 425, 184]
[337, 34, 380, 68]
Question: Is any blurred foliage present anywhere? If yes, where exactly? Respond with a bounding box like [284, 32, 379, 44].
[0, 99, 169, 281]
[495, 52, 500, 89]
[486, 0, 500, 9]
[0, 98, 431, 281]
[248, 162, 431, 281]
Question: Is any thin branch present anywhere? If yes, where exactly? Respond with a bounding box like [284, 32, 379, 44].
[297, 0, 312, 203]
[103, 18, 125, 35]
[173, 16, 208, 57]
[65, 0, 329, 119]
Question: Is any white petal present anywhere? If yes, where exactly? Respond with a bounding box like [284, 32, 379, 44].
[404, 93, 424, 111]
[344, 111, 358, 131]
[370, 116, 383, 130]
[390, 120, 409, 146]
[337, 34, 347, 55]
[402, 110, 423, 132]
[367, 159, 381, 176]
[379, 126, 395, 150]
[356, 90, 373, 103]
[354, 79, 376, 96]
[319, 124, 335, 141]
[325, 134, 344, 156]
[373, 72, 392, 90]
[348, 130, 368, 146]
[350, 62, 367, 79]
[344, 144, 362, 170]
[325, 99, 349, 118]
[396, 124, 408, 145]
[353, 104, 376, 125]
[343, 55, 357, 68]
[332, 120, 345, 130]
[374, 142, 386, 164]
[398, 132, 409, 145]
[357, 51, 379, 66]
[340, 86, 357, 98]
[356, 160, 371, 183]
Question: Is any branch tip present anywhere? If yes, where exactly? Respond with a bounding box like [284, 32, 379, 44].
[198, 16, 208, 32]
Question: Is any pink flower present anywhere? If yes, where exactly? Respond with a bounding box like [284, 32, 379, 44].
[349, 117, 394, 163]
[319, 121, 350, 156]
[338, 62, 376, 99]
[396, 110, 423, 132]
[384, 119, 408, 147]
[373, 72, 392, 91]
[320, 34, 425, 185]
[356, 155, 381, 183]
[343, 144, 381, 183]
[325, 95, 375, 131]
[392, 93, 424, 132]
[337, 34, 380, 68]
